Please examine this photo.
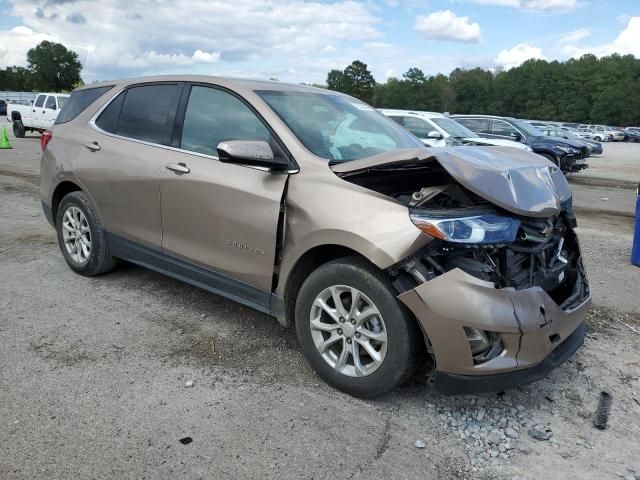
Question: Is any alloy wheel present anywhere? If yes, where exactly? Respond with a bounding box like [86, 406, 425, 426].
[309, 285, 388, 377]
[61, 206, 92, 264]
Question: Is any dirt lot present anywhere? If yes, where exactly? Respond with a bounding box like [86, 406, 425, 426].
[1, 134, 639, 479]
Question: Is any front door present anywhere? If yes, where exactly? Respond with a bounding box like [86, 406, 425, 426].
[74, 83, 183, 249]
[27, 94, 46, 127]
[40, 95, 58, 128]
[160, 84, 289, 292]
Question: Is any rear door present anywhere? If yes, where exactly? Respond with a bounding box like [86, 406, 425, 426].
[73, 83, 182, 249]
[159, 83, 289, 295]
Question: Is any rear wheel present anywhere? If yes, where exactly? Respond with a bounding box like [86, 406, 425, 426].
[56, 191, 116, 276]
[295, 257, 419, 398]
[12, 120, 25, 138]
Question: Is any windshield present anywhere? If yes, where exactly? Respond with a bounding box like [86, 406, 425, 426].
[511, 119, 543, 137]
[430, 117, 476, 138]
[256, 90, 423, 163]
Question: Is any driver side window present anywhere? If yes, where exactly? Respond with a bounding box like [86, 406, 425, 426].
[180, 86, 271, 157]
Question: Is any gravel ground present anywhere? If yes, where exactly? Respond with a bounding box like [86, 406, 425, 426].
[1, 136, 639, 479]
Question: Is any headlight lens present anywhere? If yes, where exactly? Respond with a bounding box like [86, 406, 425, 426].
[554, 144, 571, 153]
[410, 212, 521, 244]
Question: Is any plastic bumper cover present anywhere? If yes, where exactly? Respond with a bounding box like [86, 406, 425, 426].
[398, 268, 590, 393]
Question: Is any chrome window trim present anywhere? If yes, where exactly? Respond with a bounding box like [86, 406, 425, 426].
[88, 86, 299, 174]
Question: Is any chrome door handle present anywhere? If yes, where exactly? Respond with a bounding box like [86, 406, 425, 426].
[165, 162, 190, 174]
[84, 141, 101, 151]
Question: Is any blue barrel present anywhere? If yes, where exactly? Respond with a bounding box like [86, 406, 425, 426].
[633, 183, 640, 266]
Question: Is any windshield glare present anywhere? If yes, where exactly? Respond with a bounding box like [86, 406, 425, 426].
[430, 117, 476, 138]
[256, 90, 423, 163]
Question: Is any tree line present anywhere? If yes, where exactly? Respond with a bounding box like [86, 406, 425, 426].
[326, 55, 640, 126]
[0, 41, 83, 92]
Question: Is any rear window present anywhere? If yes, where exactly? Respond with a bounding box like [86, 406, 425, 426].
[114, 84, 180, 145]
[55, 86, 113, 124]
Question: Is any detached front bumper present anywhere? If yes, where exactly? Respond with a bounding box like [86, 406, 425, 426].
[398, 268, 591, 394]
[561, 153, 588, 172]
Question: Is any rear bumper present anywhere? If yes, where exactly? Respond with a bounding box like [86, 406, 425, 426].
[432, 322, 584, 394]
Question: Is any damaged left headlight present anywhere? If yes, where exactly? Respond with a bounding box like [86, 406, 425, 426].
[410, 212, 520, 244]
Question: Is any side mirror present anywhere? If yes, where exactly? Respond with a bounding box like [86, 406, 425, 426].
[510, 132, 522, 141]
[217, 140, 289, 171]
[427, 130, 443, 139]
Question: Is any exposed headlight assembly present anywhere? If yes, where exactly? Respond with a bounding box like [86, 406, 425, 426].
[410, 212, 521, 244]
[553, 144, 572, 153]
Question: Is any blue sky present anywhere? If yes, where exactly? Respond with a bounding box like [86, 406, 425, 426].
[0, 0, 638, 83]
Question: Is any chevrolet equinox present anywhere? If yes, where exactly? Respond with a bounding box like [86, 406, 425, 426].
[41, 77, 591, 397]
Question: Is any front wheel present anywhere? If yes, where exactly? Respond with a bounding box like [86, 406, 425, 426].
[295, 257, 420, 397]
[12, 120, 25, 138]
[540, 153, 560, 169]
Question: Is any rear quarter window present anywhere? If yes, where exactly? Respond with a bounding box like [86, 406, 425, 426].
[55, 86, 114, 124]
[114, 84, 181, 145]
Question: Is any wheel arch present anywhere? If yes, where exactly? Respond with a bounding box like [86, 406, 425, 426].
[51, 181, 83, 222]
[11, 111, 21, 122]
[281, 244, 375, 328]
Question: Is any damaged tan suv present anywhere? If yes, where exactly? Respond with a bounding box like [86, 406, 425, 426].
[41, 77, 591, 397]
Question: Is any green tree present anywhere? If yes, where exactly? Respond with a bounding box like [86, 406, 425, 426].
[343, 60, 375, 104]
[26, 40, 82, 91]
[326, 69, 349, 93]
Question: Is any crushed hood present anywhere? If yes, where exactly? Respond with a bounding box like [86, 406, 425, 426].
[331, 146, 572, 218]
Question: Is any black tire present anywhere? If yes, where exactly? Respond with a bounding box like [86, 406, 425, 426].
[594, 136, 601, 142]
[295, 257, 420, 398]
[540, 152, 560, 168]
[55, 191, 116, 276]
[12, 120, 25, 138]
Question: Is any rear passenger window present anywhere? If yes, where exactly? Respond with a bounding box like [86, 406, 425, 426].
[116, 84, 180, 145]
[55, 86, 113, 124]
[457, 118, 490, 134]
[45, 96, 57, 109]
[180, 86, 271, 156]
[34, 95, 46, 108]
[491, 120, 518, 136]
[95, 92, 125, 134]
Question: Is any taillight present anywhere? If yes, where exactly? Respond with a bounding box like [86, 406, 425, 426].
[41, 130, 53, 151]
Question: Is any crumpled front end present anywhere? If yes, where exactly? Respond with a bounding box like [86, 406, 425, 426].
[333, 146, 591, 394]
[395, 212, 590, 393]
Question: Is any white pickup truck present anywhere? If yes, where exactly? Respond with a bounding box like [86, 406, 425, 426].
[7, 92, 69, 137]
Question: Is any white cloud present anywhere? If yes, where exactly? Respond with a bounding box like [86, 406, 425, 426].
[471, 0, 582, 13]
[558, 28, 592, 44]
[414, 10, 481, 43]
[0, 26, 55, 68]
[2, 0, 381, 82]
[471, 0, 520, 6]
[495, 43, 546, 69]
[522, 0, 581, 13]
[561, 16, 640, 58]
